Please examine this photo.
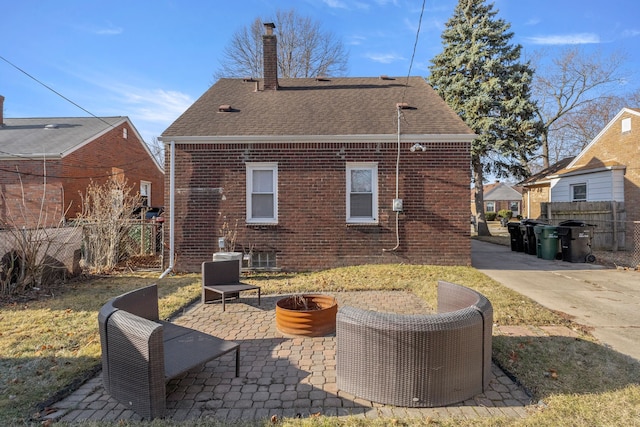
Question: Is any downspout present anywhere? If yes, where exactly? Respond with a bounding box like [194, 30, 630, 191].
[383, 106, 402, 252]
[159, 140, 175, 278]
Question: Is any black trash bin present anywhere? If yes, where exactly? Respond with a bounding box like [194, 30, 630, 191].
[556, 220, 596, 263]
[520, 219, 546, 255]
[507, 222, 523, 252]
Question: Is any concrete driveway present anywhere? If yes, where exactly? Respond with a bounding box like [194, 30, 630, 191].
[471, 239, 640, 362]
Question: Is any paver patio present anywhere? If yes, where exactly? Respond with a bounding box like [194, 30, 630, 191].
[48, 291, 533, 423]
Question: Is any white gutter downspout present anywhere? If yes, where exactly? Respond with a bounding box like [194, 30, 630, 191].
[160, 140, 175, 278]
[383, 105, 402, 252]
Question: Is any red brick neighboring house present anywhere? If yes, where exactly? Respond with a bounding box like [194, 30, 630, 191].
[159, 25, 475, 273]
[470, 182, 522, 219]
[0, 101, 164, 228]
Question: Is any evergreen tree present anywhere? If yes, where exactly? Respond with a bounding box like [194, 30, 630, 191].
[428, 0, 541, 235]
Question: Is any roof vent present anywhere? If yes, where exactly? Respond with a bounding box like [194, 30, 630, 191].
[380, 75, 395, 80]
[396, 102, 412, 109]
[243, 78, 256, 82]
[44, 124, 59, 129]
[218, 105, 234, 112]
[315, 76, 330, 81]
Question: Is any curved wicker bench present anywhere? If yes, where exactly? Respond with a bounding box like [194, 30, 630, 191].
[336, 281, 492, 407]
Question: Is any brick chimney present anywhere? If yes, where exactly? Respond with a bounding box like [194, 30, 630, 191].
[262, 23, 278, 90]
[0, 95, 4, 126]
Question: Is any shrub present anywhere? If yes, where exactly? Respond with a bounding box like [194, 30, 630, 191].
[498, 209, 512, 219]
[485, 212, 497, 221]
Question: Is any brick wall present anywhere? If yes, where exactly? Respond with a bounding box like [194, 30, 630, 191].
[0, 159, 64, 227]
[61, 122, 164, 219]
[521, 185, 550, 219]
[165, 140, 471, 272]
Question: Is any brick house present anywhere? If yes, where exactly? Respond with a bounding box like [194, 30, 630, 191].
[0, 98, 164, 228]
[159, 24, 475, 273]
[521, 108, 639, 248]
[470, 182, 522, 219]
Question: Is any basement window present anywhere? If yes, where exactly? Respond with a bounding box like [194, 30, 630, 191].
[250, 251, 277, 269]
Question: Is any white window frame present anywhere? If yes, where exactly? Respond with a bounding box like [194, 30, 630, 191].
[486, 201, 495, 213]
[246, 162, 278, 224]
[140, 181, 151, 206]
[346, 162, 378, 224]
[622, 117, 631, 133]
[509, 201, 519, 215]
[571, 183, 587, 202]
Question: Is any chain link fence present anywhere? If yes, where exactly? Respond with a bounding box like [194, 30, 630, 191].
[1, 221, 163, 295]
[81, 219, 163, 271]
[0, 226, 83, 295]
[116, 220, 163, 269]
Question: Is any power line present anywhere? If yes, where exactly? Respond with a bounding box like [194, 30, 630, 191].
[0, 164, 145, 180]
[402, 0, 427, 103]
[0, 55, 163, 179]
[0, 54, 116, 129]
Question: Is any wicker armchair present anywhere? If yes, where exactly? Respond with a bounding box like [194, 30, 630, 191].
[98, 284, 239, 419]
[336, 281, 492, 407]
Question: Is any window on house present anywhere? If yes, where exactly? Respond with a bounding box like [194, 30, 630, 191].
[571, 183, 587, 201]
[123, 128, 128, 139]
[251, 251, 276, 269]
[346, 163, 378, 224]
[510, 201, 519, 215]
[246, 163, 278, 223]
[486, 201, 495, 212]
[622, 117, 631, 133]
[140, 181, 151, 207]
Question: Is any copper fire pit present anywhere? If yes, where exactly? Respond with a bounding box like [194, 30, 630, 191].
[275, 294, 338, 337]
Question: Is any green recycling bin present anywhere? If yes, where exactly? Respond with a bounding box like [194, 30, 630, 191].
[533, 225, 560, 260]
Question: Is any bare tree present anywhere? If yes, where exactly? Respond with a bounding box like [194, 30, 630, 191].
[76, 178, 141, 273]
[531, 47, 627, 168]
[214, 9, 349, 80]
[0, 169, 77, 296]
[549, 95, 627, 162]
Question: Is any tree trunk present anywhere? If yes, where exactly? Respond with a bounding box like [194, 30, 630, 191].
[541, 128, 550, 169]
[472, 156, 491, 236]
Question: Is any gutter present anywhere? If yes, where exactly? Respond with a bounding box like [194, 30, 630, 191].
[158, 133, 478, 144]
[159, 140, 175, 279]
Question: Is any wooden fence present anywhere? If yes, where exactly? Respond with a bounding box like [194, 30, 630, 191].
[540, 201, 626, 250]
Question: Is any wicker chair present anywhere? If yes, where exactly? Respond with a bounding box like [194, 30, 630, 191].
[98, 284, 239, 419]
[336, 281, 492, 407]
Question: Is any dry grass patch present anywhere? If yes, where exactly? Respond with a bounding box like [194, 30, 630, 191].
[0, 272, 200, 424]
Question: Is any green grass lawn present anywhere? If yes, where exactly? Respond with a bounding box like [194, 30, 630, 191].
[1, 262, 639, 426]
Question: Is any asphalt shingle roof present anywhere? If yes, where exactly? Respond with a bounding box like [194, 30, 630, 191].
[484, 183, 522, 201]
[0, 117, 126, 158]
[162, 77, 474, 138]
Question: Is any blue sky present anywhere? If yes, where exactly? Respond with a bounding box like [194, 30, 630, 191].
[3, 0, 640, 146]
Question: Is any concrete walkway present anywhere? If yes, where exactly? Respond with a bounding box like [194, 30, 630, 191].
[472, 239, 640, 362]
[46, 291, 535, 424]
